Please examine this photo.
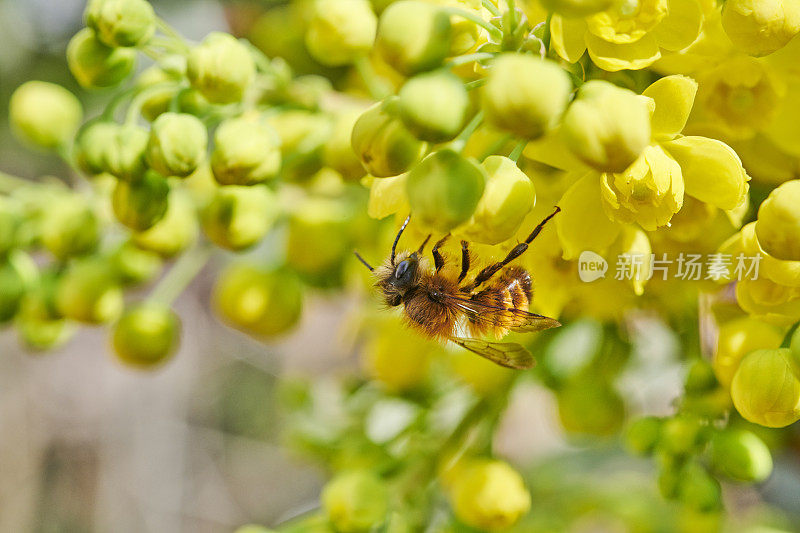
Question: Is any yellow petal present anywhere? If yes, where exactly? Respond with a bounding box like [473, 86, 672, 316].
[642, 75, 698, 139]
[523, 127, 589, 173]
[550, 15, 588, 63]
[556, 172, 621, 260]
[653, 0, 703, 51]
[763, 80, 800, 158]
[585, 32, 661, 71]
[610, 225, 652, 295]
[663, 136, 748, 211]
[367, 173, 409, 219]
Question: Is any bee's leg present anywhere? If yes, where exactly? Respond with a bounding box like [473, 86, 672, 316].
[432, 234, 449, 271]
[457, 240, 470, 282]
[461, 206, 560, 292]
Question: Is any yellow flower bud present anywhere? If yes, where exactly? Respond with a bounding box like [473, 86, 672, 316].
[731, 348, 800, 428]
[187, 32, 256, 104]
[0, 254, 31, 323]
[709, 429, 773, 482]
[101, 123, 150, 182]
[40, 196, 100, 260]
[324, 107, 368, 181]
[722, 0, 800, 56]
[202, 185, 277, 251]
[321, 470, 389, 533]
[540, 0, 614, 18]
[406, 149, 486, 233]
[375, 0, 452, 75]
[658, 415, 704, 456]
[9, 81, 82, 150]
[713, 317, 784, 388]
[133, 190, 199, 257]
[267, 110, 331, 181]
[213, 264, 303, 338]
[147, 112, 208, 178]
[453, 155, 535, 245]
[67, 28, 136, 88]
[286, 197, 352, 281]
[85, 0, 156, 48]
[398, 70, 470, 143]
[736, 277, 800, 325]
[600, 144, 684, 231]
[211, 115, 281, 185]
[112, 303, 180, 368]
[351, 97, 426, 178]
[561, 80, 652, 173]
[55, 258, 124, 324]
[305, 0, 377, 66]
[482, 53, 572, 140]
[367, 173, 409, 219]
[448, 459, 530, 531]
[755, 180, 800, 262]
[113, 171, 170, 231]
[74, 122, 117, 175]
[109, 241, 162, 286]
[16, 273, 75, 351]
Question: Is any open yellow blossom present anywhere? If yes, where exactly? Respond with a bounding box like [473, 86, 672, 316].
[722, 0, 800, 57]
[550, 0, 705, 71]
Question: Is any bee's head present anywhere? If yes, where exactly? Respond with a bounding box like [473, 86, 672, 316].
[378, 252, 420, 307]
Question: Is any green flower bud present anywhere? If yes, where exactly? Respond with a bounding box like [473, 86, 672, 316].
[0, 198, 22, 257]
[658, 415, 704, 456]
[210, 115, 281, 185]
[710, 429, 773, 483]
[74, 121, 119, 175]
[540, 0, 614, 18]
[321, 470, 388, 533]
[201, 185, 278, 251]
[9, 81, 82, 150]
[109, 241, 163, 285]
[85, 0, 156, 48]
[16, 272, 75, 351]
[755, 180, 800, 261]
[398, 70, 470, 143]
[133, 190, 199, 257]
[147, 112, 208, 178]
[0, 254, 32, 323]
[112, 171, 170, 231]
[482, 53, 571, 140]
[135, 56, 186, 121]
[112, 303, 180, 368]
[351, 97, 426, 177]
[55, 258, 124, 324]
[323, 107, 367, 181]
[67, 28, 136, 88]
[677, 462, 722, 512]
[101, 123, 150, 182]
[684, 359, 718, 394]
[40, 196, 100, 260]
[375, 0, 452, 75]
[625, 416, 663, 456]
[305, 0, 377, 67]
[454, 155, 535, 245]
[212, 265, 303, 338]
[556, 380, 625, 436]
[731, 348, 800, 428]
[286, 197, 352, 284]
[406, 149, 485, 233]
[268, 110, 332, 181]
[561, 80, 651, 173]
[187, 32, 256, 104]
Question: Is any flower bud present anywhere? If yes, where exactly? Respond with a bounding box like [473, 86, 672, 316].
[398, 70, 470, 143]
[755, 180, 800, 261]
[267, 110, 331, 181]
[112, 303, 180, 368]
[709, 429, 773, 483]
[135, 56, 186, 121]
[482, 54, 572, 140]
[109, 241, 162, 286]
[0, 255, 31, 323]
[713, 317, 784, 388]
[448, 459, 530, 531]
[0, 199, 21, 258]
[101, 123, 150, 182]
[363, 317, 435, 391]
[286, 197, 352, 282]
[55, 258, 124, 324]
[187, 32, 256, 104]
[685, 359, 718, 394]
[722, 0, 800, 56]
[40, 196, 100, 260]
[321, 470, 389, 533]
[85, 0, 156, 48]
[112, 170, 170, 231]
[201, 185, 278, 251]
[67, 28, 136, 88]
[406, 149, 485, 233]
[732, 348, 800, 427]
[351, 97, 426, 177]
[557, 380, 624, 436]
[561, 81, 651, 173]
[74, 121, 119, 175]
[453, 155, 534, 245]
[147, 112, 208, 178]
[133, 190, 199, 257]
[375, 0, 452, 75]
[212, 264, 303, 338]
[677, 462, 721, 512]
[658, 415, 704, 456]
[305, 0, 377, 66]
[324, 107, 368, 181]
[211, 115, 281, 185]
[539, 0, 614, 18]
[9, 81, 82, 150]
[16, 273, 75, 351]
[625, 416, 663, 456]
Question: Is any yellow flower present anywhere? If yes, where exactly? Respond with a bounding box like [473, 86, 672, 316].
[305, 0, 377, 67]
[722, 0, 800, 57]
[755, 179, 800, 261]
[731, 348, 800, 428]
[550, 0, 704, 71]
[713, 317, 785, 388]
[321, 470, 388, 533]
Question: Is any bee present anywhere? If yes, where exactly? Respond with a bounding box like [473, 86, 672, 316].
[354, 207, 562, 369]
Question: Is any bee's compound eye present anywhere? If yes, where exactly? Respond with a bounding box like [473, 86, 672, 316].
[395, 260, 410, 279]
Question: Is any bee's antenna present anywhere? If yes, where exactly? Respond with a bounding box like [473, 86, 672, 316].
[391, 214, 411, 265]
[354, 251, 374, 271]
[416, 234, 431, 254]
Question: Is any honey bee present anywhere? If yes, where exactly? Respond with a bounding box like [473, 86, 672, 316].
[355, 207, 562, 369]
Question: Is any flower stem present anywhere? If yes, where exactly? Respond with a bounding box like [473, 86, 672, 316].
[450, 110, 484, 153]
[441, 7, 502, 41]
[148, 244, 212, 306]
[543, 12, 552, 56]
[482, 0, 500, 17]
[464, 78, 487, 91]
[479, 133, 512, 161]
[508, 139, 527, 162]
[124, 82, 178, 125]
[446, 52, 495, 68]
[155, 17, 190, 52]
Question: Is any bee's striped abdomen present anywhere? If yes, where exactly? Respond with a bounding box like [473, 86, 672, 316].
[468, 267, 533, 337]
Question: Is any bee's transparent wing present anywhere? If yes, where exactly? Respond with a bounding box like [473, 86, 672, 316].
[441, 294, 561, 333]
[449, 337, 535, 370]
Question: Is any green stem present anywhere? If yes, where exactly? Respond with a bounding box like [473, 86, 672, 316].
[149, 35, 188, 54]
[781, 321, 800, 348]
[482, 0, 500, 16]
[446, 51, 495, 68]
[101, 86, 139, 121]
[479, 133, 512, 161]
[441, 7, 502, 41]
[450, 110, 484, 153]
[506, 0, 516, 12]
[543, 12, 552, 56]
[140, 46, 162, 61]
[354, 55, 390, 100]
[508, 139, 527, 162]
[155, 17, 190, 51]
[149, 244, 212, 306]
[464, 78, 487, 91]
